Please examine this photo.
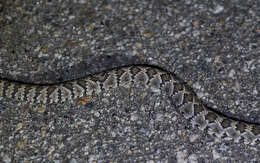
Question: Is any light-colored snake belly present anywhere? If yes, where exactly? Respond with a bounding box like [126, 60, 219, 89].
[0, 65, 259, 145]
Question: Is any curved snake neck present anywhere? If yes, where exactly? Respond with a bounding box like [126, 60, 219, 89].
[0, 65, 259, 145]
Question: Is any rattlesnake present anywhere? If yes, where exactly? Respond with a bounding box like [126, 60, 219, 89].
[0, 65, 259, 145]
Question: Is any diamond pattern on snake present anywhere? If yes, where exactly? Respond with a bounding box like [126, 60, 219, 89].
[0, 65, 259, 145]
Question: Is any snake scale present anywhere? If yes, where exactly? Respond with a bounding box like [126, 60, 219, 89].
[0, 65, 259, 145]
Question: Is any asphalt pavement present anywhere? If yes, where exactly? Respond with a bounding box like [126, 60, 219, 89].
[0, 0, 259, 162]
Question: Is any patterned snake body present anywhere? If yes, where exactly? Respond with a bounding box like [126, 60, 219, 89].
[0, 65, 259, 145]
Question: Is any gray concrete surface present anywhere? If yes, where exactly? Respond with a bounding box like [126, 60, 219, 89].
[0, 0, 259, 162]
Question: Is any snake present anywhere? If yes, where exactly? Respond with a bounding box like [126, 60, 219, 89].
[0, 65, 259, 145]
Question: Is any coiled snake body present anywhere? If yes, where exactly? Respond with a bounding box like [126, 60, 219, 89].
[0, 65, 259, 145]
